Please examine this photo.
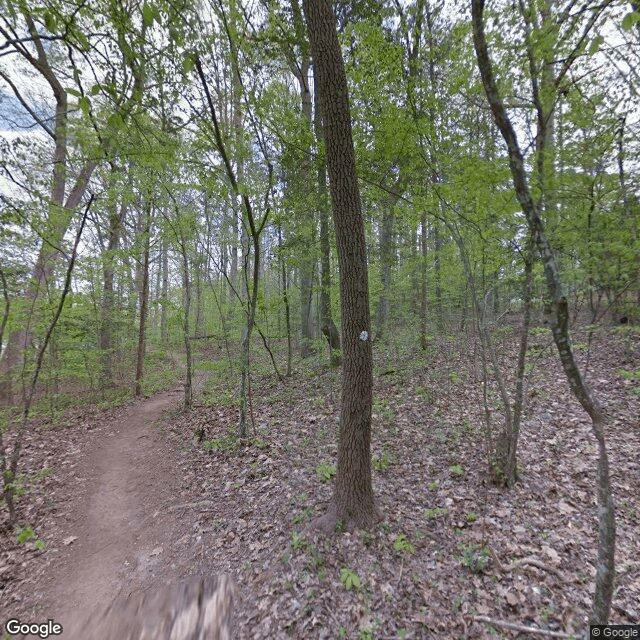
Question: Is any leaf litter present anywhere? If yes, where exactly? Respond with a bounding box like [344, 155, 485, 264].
[0, 325, 638, 638]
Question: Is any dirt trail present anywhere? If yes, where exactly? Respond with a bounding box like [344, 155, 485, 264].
[36, 386, 191, 638]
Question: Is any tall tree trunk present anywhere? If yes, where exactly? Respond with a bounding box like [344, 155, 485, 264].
[314, 67, 340, 358]
[433, 218, 444, 330]
[195, 56, 271, 440]
[100, 194, 126, 387]
[304, 0, 377, 530]
[2, 203, 89, 523]
[290, 0, 316, 358]
[194, 258, 203, 337]
[179, 238, 193, 412]
[472, 0, 615, 623]
[0, 158, 96, 404]
[375, 205, 394, 342]
[134, 207, 152, 397]
[278, 226, 293, 377]
[420, 215, 428, 350]
[160, 238, 169, 342]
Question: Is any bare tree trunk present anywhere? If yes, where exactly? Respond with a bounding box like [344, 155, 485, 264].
[304, 0, 377, 530]
[420, 215, 428, 350]
[180, 239, 193, 412]
[288, 0, 316, 358]
[495, 236, 534, 486]
[161, 238, 169, 342]
[375, 205, 394, 342]
[314, 67, 340, 360]
[472, 0, 615, 622]
[278, 226, 293, 376]
[100, 191, 127, 386]
[433, 218, 444, 330]
[134, 207, 152, 398]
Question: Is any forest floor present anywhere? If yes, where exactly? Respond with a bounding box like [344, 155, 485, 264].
[0, 322, 639, 639]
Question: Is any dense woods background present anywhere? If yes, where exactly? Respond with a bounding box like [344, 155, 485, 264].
[0, 0, 639, 636]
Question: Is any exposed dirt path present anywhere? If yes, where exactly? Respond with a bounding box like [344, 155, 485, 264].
[31, 385, 198, 638]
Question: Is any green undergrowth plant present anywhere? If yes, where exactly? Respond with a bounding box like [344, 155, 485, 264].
[3, 468, 55, 501]
[416, 386, 436, 404]
[372, 398, 394, 424]
[459, 542, 490, 573]
[203, 432, 237, 452]
[529, 326, 551, 337]
[340, 567, 362, 590]
[315, 461, 336, 483]
[16, 525, 44, 550]
[373, 449, 396, 471]
[292, 506, 314, 524]
[290, 530, 308, 551]
[449, 464, 464, 477]
[393, 533, 415, 554]
[424, 507, 448, 520]
[617, 368, 640, 381]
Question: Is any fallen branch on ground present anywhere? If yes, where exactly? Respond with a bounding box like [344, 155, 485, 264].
[473, 616, 574, 638]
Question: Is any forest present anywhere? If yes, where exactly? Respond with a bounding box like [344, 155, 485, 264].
[0, 0, 639, 638]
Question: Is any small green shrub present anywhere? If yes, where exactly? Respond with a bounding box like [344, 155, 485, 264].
[16, 526, 44, 550]
[449, 464, 464, 477]
[290, 530, 307, 551]
[203, 434, 237, 452]
[459, 543, 490, 573]
[617, 368, 640, 381]
[292, 506, 314, 524]
[530, 326, 551, 336]
[316, 462, 336, 483]
[373, 450, 395, 471]
[425, 507, 448, 520]
[416, 387, 436, 404]
[393, 534, 415, 554]
[340, 567, 361, 590]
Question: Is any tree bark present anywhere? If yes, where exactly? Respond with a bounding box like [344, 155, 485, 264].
[161, 237, 169, 342]
[290, 0, 316, 358]
[100, 188, 127, 386]
[375, 203, 394, 342]
[420, 215, 428, 350]
[134, 206, 152, 397]
[314, 66, 340, 359]
[304, 0, 377, 530]
[472, 0, 615, 623]
[278, 225, 293, 377]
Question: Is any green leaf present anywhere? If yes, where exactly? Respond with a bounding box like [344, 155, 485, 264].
[393, 534, 415, 554]
[622, 11, 640, 30]
[89, 84, 101, 96]
[340, 567, 361, 590]
[182, 54, 195, 75]
[43, 10, 57, 33]
[16, 526, 35, 543]
[142, 3, 155, 27]
[78, 96, 91, 115]
[588, 35, 604, 56]
[107, 112, 124, 129]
